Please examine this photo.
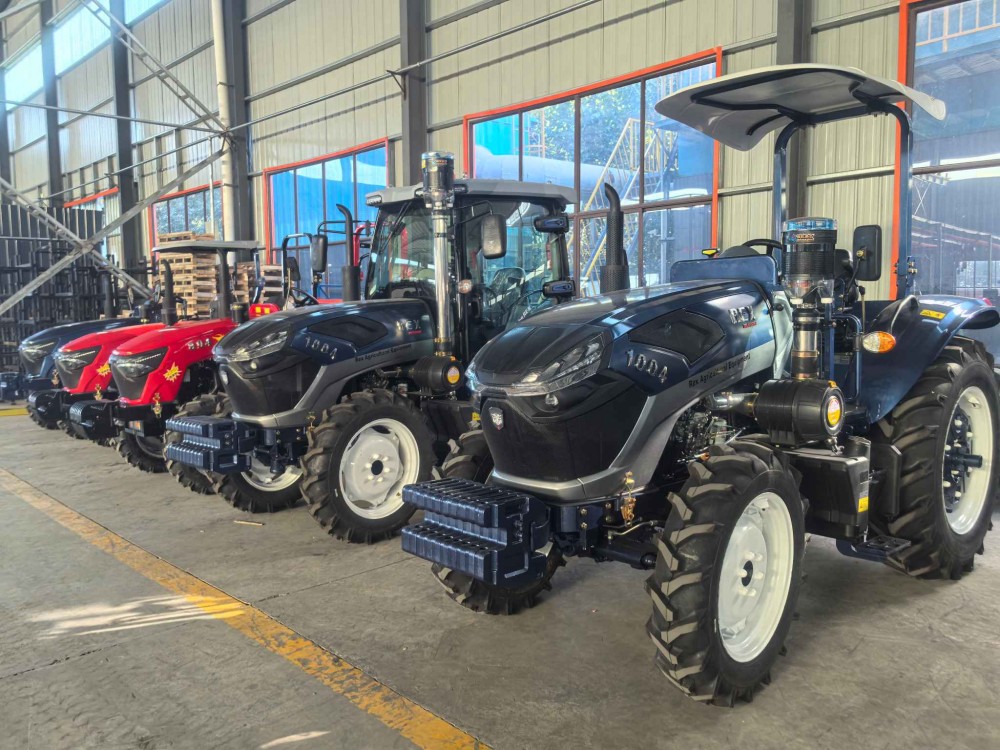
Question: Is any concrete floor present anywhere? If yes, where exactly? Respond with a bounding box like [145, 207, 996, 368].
[2, 415, 999, 750]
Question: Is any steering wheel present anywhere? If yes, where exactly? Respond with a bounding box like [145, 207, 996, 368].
[489, 267, 526, 294]
[286, 288, 320, 308]
[741, 239, 783, 257]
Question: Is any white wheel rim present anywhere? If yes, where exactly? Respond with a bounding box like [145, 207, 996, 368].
[717, 491, 795, 663]
[339, 418, 420, 519]
[244, 459, 301, 492]
[943, 385, 994, 535]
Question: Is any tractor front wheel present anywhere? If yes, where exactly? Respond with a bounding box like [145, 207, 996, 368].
[430, 427, 565, 615]
[300, 390, 434, 543]
[118, 431, 167, 473]
[646, 440, 804, 706]
[28, 404, 59, 430]
[878, 338, 998, 579]
[165, 394, 225, 495]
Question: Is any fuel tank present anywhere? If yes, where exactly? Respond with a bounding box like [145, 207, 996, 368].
[470, 279, 780, 501]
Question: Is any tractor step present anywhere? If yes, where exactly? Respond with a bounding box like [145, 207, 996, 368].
[836, 535, 912, 563]
[164, 415, 255, 474]
[401, 478, 550, 587]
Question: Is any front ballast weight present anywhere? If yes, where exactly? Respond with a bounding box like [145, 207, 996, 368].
[165, 415, 308, 475]
[402, 478, 550, 587]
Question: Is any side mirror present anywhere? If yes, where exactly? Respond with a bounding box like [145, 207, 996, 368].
[534, 213, 570, 234]
[481, 214, 507, 260]
[310, 234, 329, 277]
[853, 225, 882, 281]
[542, 279, 576, 298]
[285, 256, 301, 283]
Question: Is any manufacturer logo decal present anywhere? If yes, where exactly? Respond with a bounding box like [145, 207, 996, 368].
[728, 305, 757, 328]
[163, 363, 182, 383]
[488, 407, 504, 430]
[625, 349, 669, 384]
[97, 363, 111, 376]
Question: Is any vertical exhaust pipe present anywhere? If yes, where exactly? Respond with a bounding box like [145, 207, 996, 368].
[421, 152, 456, 356]
[161, 260, 178, 326]
[217, 251, 236, 322]
[337, 203, 360, 302]
[600, 183, 629, 294]
[102, 273, 115, 319]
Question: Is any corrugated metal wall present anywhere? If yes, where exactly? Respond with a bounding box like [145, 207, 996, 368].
[2, 0, 914, 286]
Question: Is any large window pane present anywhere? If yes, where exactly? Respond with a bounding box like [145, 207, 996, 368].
[154, 203, 169, 238]
[641, 204, 713, 286]
[577, 213, 640, 296]
[913, 0, 1000, 165]
[472, 113, 519, 179]
[186, 192, 207, 235]
[323, 156, 354, 287]
[270, 170, 296, 246]
[579, 82, 642, 211]
[522, 101, 575, 191]
[211, 187, 223, 238]
[645, 65, 715, 203]
[355, 147, 388, 224]
[168, 197, 186, 233]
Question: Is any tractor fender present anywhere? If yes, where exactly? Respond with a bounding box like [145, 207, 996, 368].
[853, 294, 999, 423]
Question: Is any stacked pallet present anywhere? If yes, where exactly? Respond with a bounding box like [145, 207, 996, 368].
[158, 251, 218, 318]
[233, 262, 285, 305]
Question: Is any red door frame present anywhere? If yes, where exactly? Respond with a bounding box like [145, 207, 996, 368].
[64, 186, 119, 208]
[460, 47, 724, 248]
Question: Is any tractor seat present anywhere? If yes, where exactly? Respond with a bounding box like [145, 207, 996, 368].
[718, 245, 763, 259]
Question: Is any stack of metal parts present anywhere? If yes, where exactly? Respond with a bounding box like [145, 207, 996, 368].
[0, 204, 106, 369]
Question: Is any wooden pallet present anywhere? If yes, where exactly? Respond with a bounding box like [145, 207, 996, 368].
[158, 231, 216, 244]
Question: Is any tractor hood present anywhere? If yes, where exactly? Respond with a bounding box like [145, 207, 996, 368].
[470, 279, 776, 390]
[18, 318, 140, 378]
[214, 298, 434, 367]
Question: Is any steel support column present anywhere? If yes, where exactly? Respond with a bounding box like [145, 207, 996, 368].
[400, 0, 428, 183]
[39, 0, 63, 207]
[109, 0, 140, 267]
[776, 0, 811, 220]
[0, 36, 11, 184]
[211, 0, 251, 241]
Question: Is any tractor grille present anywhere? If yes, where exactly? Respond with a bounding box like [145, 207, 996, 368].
[482, 387, 645, 483]
[221, 358, 320, 417]
[54, 361, 83, 390]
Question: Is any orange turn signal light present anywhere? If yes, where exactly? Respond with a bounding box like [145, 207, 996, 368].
[861, 331, 896, 354]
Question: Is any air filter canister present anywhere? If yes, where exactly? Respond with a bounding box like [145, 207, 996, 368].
[754, 378, 844, 447]
[782, 217, 838, 304]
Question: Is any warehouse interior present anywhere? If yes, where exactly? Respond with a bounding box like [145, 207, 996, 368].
[1, 0, 999, 747]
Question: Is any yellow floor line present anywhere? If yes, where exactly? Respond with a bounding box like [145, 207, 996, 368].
[0, 468, 486, 750]
[0, 407, 28, 417]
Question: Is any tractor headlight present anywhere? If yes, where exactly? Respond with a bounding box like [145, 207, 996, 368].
[229, 329, 288, 363]
[19, 339, 56, 362]
[509, 333, 605, 396]
[111, 348, 167, 379]
[54, 346, 100, 372]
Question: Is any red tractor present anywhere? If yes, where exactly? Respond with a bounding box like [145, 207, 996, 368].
[69, 241, 266, 491]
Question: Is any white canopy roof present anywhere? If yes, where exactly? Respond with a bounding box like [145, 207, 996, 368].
[655, 64, 946, 151]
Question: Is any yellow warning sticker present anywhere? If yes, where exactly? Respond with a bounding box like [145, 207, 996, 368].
[471, 411, 481, 423]
[858, 495, 869, 513]
[920, 308, 946, 320]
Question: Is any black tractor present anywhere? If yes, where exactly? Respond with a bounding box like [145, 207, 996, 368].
[398, 65, 1000, 706]
[166, 153, 578, 541]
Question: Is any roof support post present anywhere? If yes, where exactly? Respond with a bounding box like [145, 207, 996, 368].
[776, 0, 811, 221]
[109, 0, 140, 268]
[39, 0, 63, 207]
[399, 0, 428, 183]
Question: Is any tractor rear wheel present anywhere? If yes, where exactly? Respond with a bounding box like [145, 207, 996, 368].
[430, 427, 564, 615]
[646, 440, 804, 706]
[164, 394, 224, 495]
[117, 431, 166, 473]
[878, 338, 998, 579]
[60, 418, 85, 439]
[301, 389, 434, 543]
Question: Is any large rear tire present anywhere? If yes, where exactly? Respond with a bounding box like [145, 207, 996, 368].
[117, 431, 166, 473]
[646, 440, 804, 706]
[301, 390, 434, 543]
[430, 427, 564, 615]
[164, 394, 224, 495]
[877, 338, 998, 579]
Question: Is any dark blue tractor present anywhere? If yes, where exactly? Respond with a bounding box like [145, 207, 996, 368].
[399, 65, 1000, 706]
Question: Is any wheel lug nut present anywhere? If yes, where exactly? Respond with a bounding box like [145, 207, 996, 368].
[754, 572, 764, 581]
[943, 481, 952, 488]
[954, 419, 962, 427]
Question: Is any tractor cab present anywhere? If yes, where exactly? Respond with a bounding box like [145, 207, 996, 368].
[366, 178, 575, 359]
